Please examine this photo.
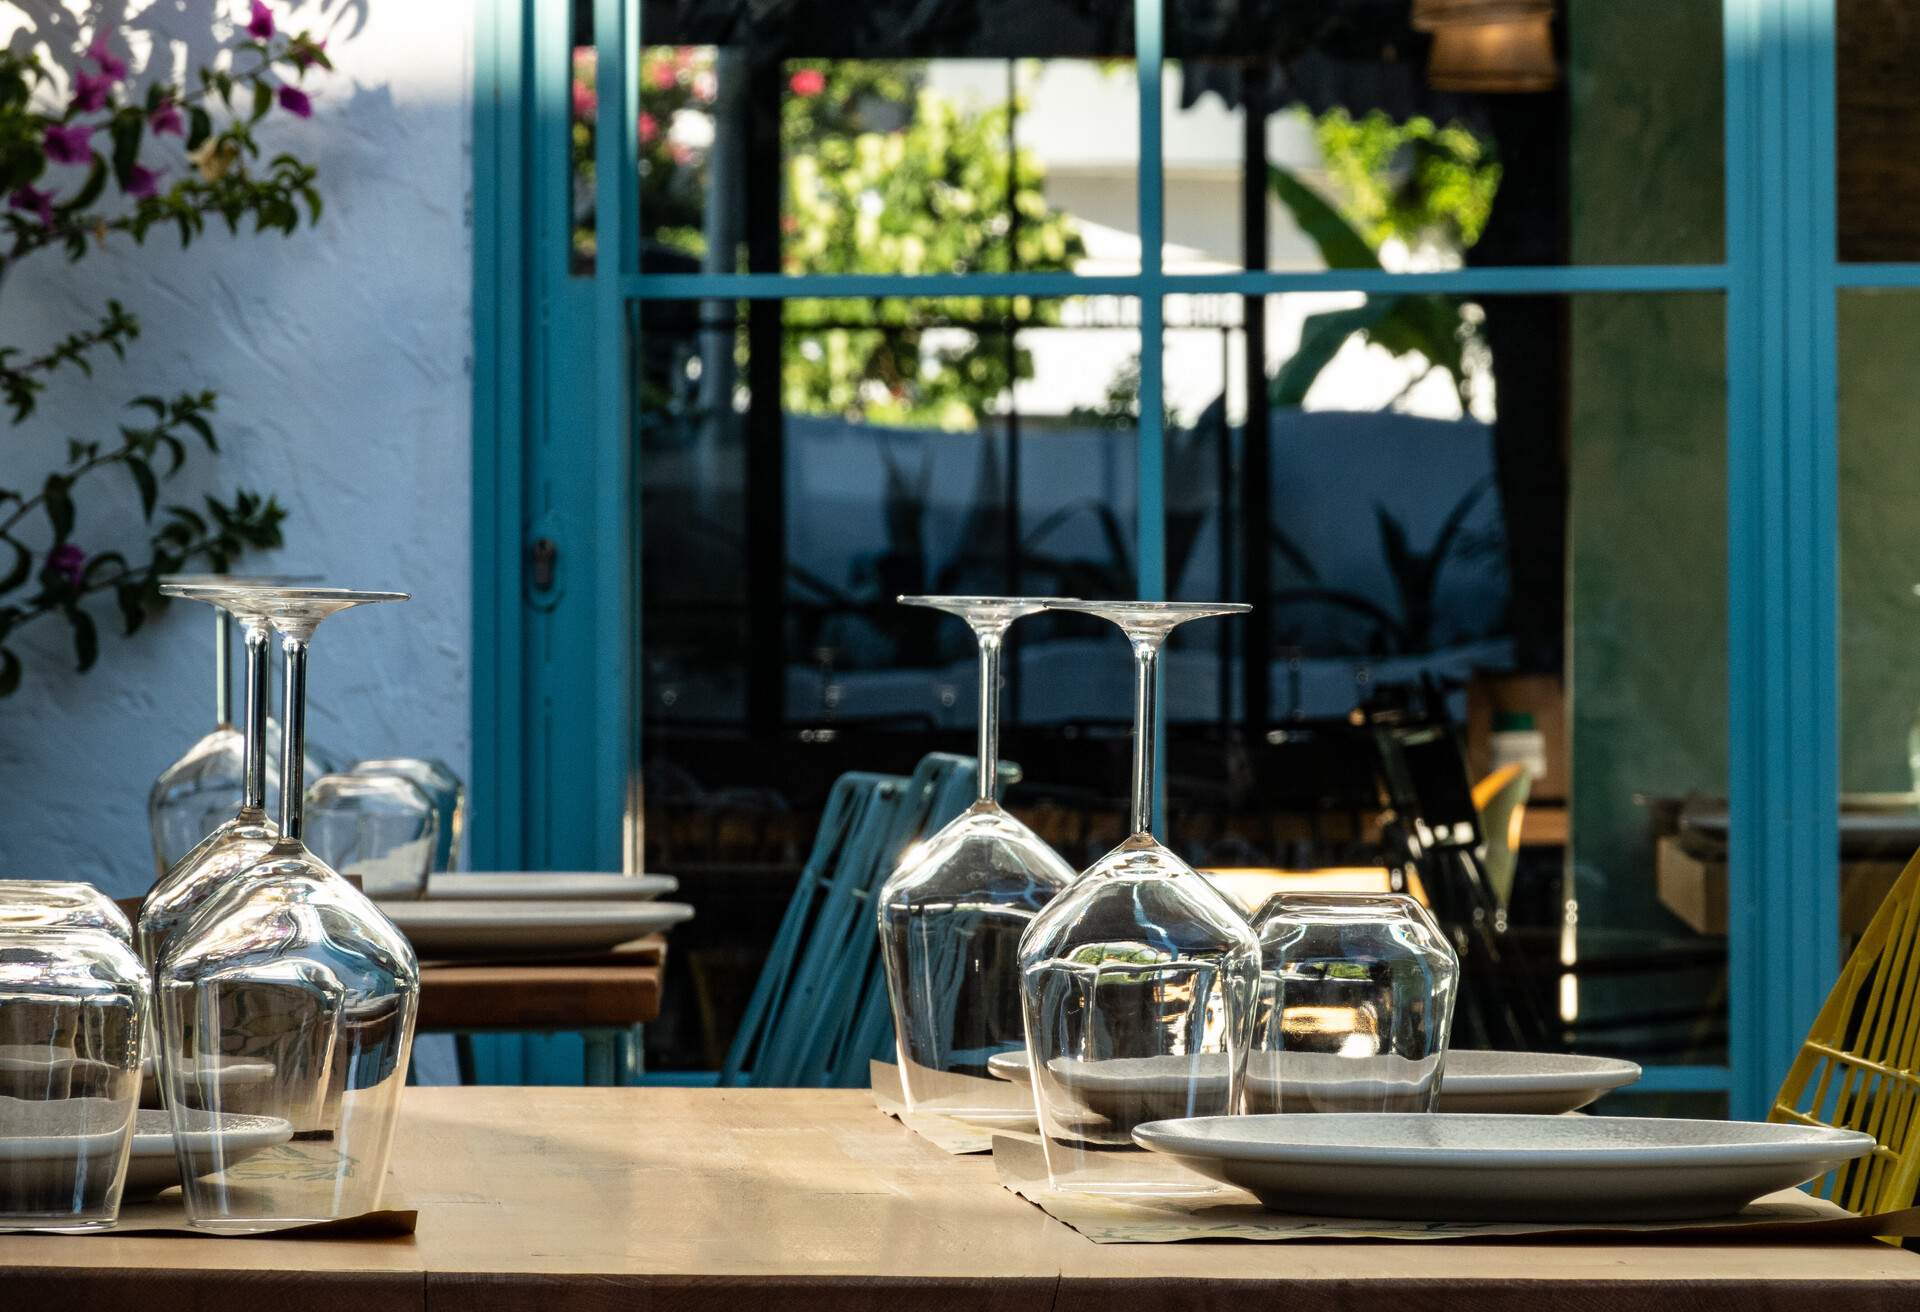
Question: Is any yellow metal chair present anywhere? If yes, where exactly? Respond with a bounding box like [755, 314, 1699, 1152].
[1769, 846, 1920, 1220]
[1470, 763, 1531, 909]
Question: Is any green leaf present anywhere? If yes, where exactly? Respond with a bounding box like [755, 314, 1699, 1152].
[116, 581, 147, 636]
[1267, 164, 1380, 272]
[130, 394, 166, 416]
[155, 430, 187, 475]
[181, 411, 217, 452]
[1270, 301, 1394, 407]
[187, 105, 212, 151]
[0, 538, 28, 595]
[43, 474, 73, 542]
[252, 79, 272, 123]
[109, 113, 142, 191]
[126, 456, 158, 518]
[0, 647, 18, 697]
[60, 157, 108, 212]
[67, 607, 98, 672]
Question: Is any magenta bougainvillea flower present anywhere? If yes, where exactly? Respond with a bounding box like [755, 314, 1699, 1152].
[649, 62, 677, 91]
[572, 79, 595, 121]
[149, 100, 185, 137]
[44, 122, 93, 164]
[247, 1, 276, 41]
[8, 185, 54, 226]
[85, 28, 127, 80]
[276, 84, 312, 118]
[124, 164, 161, 198]
[48, 544, 86, 587]
[788, 68, 825, 97]
[71, 71, 113, 112]
[638, 110, 658, 143]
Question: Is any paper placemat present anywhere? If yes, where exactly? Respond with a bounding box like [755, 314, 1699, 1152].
[992, 1133, 1920, 1244]
[48, 1147, 417, 1239]
[869, 1059, 1039, 1154]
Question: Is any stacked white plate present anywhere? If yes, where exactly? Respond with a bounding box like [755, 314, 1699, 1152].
[1131, 1113, 1874, 1221]
[987, 1049, 1643, 1117]
[376, 873, 691, 958]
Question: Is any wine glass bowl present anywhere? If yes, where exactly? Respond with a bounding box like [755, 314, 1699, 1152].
[1018, 599, 1259, 1195]
[877, 596, 1078, 1120]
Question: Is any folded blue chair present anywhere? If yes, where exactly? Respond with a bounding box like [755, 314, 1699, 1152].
[723, 751, 1016, 1087]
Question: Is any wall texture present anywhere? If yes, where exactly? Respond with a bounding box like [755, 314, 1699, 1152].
[0, 1, 473, 897]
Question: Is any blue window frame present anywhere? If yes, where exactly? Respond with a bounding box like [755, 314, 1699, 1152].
[473, 0, 1882, 1113]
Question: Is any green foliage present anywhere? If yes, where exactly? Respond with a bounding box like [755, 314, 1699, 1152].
[1311, 108, 1500, 255]
[0, 19, 326, 696]
[1266, 162, 1479, 413]
[619, 52, 1084, 429]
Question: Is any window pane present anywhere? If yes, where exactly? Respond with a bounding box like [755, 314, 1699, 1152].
[636, 295, 1140, 1064]
[1839, 290, 1920, 962]
[1165, 1, 1724, 270]
[1161, 289, 1729, 1091]
[636, 0, 1137, 275]
[1838, 1, 1920, 260]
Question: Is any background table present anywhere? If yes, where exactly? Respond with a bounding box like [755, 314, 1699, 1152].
[416, 935, 664, 1083]
[4, 1086, 1918, 1311]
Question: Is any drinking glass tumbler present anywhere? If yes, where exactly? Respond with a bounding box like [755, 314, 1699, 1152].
[305, 773, 437, 900]
[0, 927, 147, 1232]
[1244, 892, 1459, 1114]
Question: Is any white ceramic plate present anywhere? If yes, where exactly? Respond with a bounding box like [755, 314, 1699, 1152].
[1427, 1051, 1642, 1114]
[990, 1049, 1642, 1116]
[0, 1099, 289, 1202]
[421, 873, 679, 902]
[1132, 1113, 1875, 1221]
[380, 898, 694, 957]
[137, 1053, 276, 1109]
[123, 1108, 294, 1199]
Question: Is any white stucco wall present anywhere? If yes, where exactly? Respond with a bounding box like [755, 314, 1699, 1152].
[0, 1, 473, 897]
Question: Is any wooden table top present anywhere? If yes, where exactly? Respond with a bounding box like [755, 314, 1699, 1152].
[415, 936, 665, 1031]
[6, 1086, 1919, 1312]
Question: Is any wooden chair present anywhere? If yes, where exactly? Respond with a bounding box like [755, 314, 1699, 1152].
[1770, 846, 1920, 1221]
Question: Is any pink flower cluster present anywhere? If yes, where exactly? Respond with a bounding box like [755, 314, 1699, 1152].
[15, 4, 321, 227]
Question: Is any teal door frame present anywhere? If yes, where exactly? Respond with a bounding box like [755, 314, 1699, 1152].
[474, 0, 1868, 1113]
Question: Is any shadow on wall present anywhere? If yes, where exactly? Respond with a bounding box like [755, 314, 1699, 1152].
[5, 1, 368, 81]
[0, 0, 476, 896]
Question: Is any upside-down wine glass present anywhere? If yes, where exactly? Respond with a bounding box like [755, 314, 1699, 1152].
[155, 586, 419, 1233]
[146, 575, 331, 877]
[139, 585, 282, 971]
[877, 597, 1078, 1120]
[145, 580, 249, 878]
[1244, 892, 1459, 1114]
[1018, 600, 1259, 1195]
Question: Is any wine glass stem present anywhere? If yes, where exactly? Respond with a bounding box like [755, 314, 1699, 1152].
[279, 632, 311, 841]
[241, 620, 271, 813]
[214, 607, 233, 728]
[1130, 637, 1160, 836]
[975, 629, 1003, 804]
